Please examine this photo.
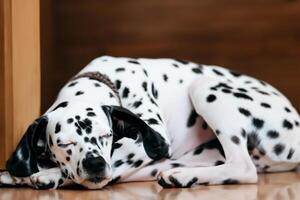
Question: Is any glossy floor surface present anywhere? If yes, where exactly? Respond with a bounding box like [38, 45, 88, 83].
[0, 172, 299, 200]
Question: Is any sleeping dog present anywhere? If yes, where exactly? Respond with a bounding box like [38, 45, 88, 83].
[0, 56, 299, 189]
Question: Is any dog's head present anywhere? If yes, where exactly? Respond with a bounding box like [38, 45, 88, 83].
[6, 101, 167, 189]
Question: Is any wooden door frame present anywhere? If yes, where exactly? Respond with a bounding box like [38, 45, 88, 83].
[0, 0, 40, 168]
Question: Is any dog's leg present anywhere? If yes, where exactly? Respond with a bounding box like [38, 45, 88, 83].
[158, 77, 257, 187]
[0, 170, 31, 186]
[122, 138, 225, 182]
[28, 167, 70, 189]
[0, 168, 71, 189]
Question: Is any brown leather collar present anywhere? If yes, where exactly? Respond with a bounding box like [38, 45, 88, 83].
[70, 71, 122, 106]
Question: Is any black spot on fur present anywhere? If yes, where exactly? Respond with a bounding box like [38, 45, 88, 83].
[75, 91, 84, 96]
[84, 137, 89, 142]
[68, 82, 78, 87]
[207, 94, 217, 103]
[222, 88, 231, 93]
[87, 112, 96, 117]
[142, 81, 147, 91]
[147, 118, 159, 125]
[158, 177, 172, 188]
[66, 157, 70, 162]
[86, 108, 93, 111]
[55, 123, 61, 134]
[171, 163, 184, 168]
[237, 88, 248, 93]
[233, 93, 253, 101]
[163, 74, 168, 81]
[259, 80, 267, 86]
[241, 129, 247, 138]
[186, 177, 198, 187]
[267, 130, 279, 139]
[172, 63, 179, 68]
[143, 69, 148, 77]
[187, 109, 198, 127]
[67, 118, 74, 124]
[134, 160, 143, 168]
[127, 153, 135, 159]
[90, 137, 97, 145]
[223, 179, 239, 184]
[115, 67, 125, 72]
[113, 142, 122, 149]
[284, 107, 291, 113]
[67, 149, 72, 155]
[215, 160, 225, 166]
[133, 101, 142, 108]
[252, 118, 264, 129]
[94, 83, 101, 87]
[230, 71, 242, 77]
[231, 136, 240, 145]
[151, 83, 158, 99]
[151, 169, 158, 177]
[114, 160, 124, 168]
[287, 148, 295, 159]
[76, 129, 82, 136]
[212, 69, 224, 76]
[257, 90, 270, 95]
[157, 114, 163, 122]
[175, 59, 189, 65]
[192, 68, 202, 74]
[283, 119, 293, 130]
[193, 139, 224, 157]
[169, 176, 183, 187]
[115, 80, 122, 89]
[122, 87, 130, 98]
[273, 143, 285, 155]
[52, 101, 68, 111]
[247, 132, 260, 152]
[238, 107, 251, 117]
[128, 60, 140, 65]
[295, 121, 300, 126]
[261, 102, 271, 108]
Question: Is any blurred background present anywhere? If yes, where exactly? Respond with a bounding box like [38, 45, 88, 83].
[41, 0, 300, 112]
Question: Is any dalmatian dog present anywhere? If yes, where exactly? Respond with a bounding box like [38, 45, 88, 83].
[1, 55, 300, 189]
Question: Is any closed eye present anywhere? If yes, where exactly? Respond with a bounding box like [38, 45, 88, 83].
[58, 142, 77, 148]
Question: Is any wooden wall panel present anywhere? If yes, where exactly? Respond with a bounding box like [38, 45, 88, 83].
[0, 0, 40, 167]
[41, 0, 300, 111]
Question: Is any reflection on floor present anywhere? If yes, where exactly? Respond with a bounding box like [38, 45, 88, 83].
[0, 172, 300, 200]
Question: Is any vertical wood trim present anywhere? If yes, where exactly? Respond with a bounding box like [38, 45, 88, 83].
[0, 0, 40, 168]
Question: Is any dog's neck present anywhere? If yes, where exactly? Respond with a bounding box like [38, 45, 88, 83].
[71, 71, 122, 106]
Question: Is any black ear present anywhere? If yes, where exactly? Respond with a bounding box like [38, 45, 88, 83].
[6, 116, 51, 177]
[102, 105, 169, 160]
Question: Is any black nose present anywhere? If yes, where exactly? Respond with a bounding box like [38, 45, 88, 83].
[82, 156, 107, 175]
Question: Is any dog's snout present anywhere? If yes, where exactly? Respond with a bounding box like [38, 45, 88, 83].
[82, 156, 107, 175]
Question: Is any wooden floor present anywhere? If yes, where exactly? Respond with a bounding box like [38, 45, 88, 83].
[0, 172, 299, 200]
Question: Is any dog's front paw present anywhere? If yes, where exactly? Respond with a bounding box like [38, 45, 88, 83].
[0, 171, 16, 186]
[30, 168, 64, 189]
[157, 169, 199, 188]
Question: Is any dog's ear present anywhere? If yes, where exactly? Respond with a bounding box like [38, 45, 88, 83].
[6, 116, 50, 177]
[102, 105, 169, 160]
